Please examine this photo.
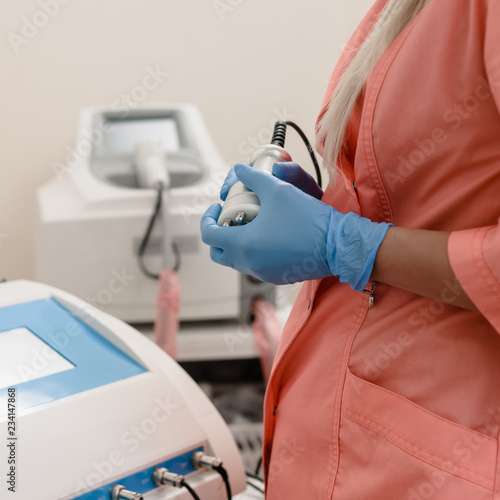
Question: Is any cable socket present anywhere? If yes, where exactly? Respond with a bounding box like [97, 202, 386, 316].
[191, 451, 223, 470]
[110, 485, 144, 500]
[153, 467, 185, 488]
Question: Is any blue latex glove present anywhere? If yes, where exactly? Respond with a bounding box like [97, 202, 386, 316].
[201, 164, 391, 289]
[220, 162, 323, 201]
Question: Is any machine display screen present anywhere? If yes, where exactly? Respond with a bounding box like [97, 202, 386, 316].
[0, 298, 147, 414]
[103, 117, 181, 154]
[0, 327, 74, 389]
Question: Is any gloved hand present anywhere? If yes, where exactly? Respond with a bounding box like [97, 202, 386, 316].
[201, 164, 391, 289]
[220, 162, 323, 201]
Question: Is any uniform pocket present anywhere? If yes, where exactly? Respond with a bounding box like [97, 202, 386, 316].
[337, 368, 497, 499]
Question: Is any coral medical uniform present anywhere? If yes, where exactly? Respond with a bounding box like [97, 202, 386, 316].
[262, 0, 500, 498]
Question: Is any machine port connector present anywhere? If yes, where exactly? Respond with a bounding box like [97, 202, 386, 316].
[110, 484, 144, 500]
[191, 451, 223, 470]
[152, 467, 185, 488]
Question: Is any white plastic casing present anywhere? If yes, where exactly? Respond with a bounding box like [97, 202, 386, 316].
[36, 104, 239, 323]
[0, 280, 246, 499]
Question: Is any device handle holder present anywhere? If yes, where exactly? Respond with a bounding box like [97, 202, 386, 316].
[134, 139, 171, 190]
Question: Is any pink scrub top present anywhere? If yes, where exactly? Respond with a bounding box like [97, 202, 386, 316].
[262, 0, 500, 498]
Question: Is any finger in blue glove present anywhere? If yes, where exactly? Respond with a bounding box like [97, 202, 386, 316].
[220, 167, 239, 202]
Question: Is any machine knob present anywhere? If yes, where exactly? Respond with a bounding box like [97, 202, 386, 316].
[110, 484, 144, 500]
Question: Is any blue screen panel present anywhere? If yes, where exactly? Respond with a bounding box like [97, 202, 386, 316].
[0, 298, 146, 414]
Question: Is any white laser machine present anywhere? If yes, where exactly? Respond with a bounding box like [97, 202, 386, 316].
[0, 280, 248, 499]
[36, 104, 275, 325]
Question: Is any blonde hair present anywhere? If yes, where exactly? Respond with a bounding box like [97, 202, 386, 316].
[317, 0, 429, 175]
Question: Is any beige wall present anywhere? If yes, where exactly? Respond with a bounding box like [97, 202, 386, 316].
[1, 0, 373, 280]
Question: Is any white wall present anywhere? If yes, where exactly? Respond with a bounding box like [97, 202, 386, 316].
[0, 0, 373, 280]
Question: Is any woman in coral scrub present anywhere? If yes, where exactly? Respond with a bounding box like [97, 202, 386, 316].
[201, 0, 500, 498]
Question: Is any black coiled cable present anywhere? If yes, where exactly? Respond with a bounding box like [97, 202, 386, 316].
[271, 120, 287, 148]
[181, 479, 201, 500]
[285, 120, 322, 189]
[137, 184, 181, 279]
[245, 469, 265, 495]
[214, 464, 232, 499]
[269, 120, 322, 189]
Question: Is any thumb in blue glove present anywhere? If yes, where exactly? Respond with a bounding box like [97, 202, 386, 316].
[202, 164, 391, 289]
[220, 162, 323, 201]
[271, 162, 323, 200]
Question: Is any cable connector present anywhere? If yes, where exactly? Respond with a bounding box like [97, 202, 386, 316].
[192, 453, 232, 499]
[191, 451, 223, 470]
[152, 467, 184, 488]
[152, 468, 201, 500]
[110, 485, 144, 500]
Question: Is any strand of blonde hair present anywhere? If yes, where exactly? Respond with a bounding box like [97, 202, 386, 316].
[317, 0, 429, 176]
